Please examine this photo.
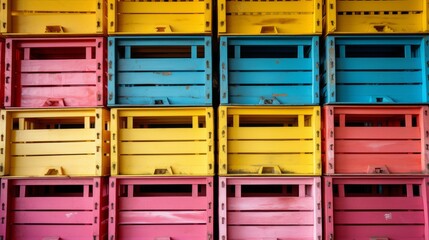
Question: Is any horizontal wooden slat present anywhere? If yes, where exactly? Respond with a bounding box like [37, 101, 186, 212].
[12, 142, 95, 155]
[228, 197, 314, 211]
[335, 140, 421, 153]
[118, 211, 207, 224]
[117, 225, 207, 239]
[228, 211, 314, 225]
[223, 107, 317, 116]
[117, 72, 205, 85]
[336, 58, 420, 70]
[228, 127, 313, 140]
[118, 1, 205, 13]
[227, 226, 314, 239]
[229, 59, 311, 71]
[120, 197, 207, 210]
[334, 211, 425, 225]
[13, 0, 97, 11]
[229, 71, 312, 85]
[336, 1, 423, 12]
[119, 141, 207, 154]
[118, 59, 203, 71]
[13, 211, 93, 224]
[119, 128, 206, 141]
[11, 225, 94, 238]
[334, 127, 420, 139]
[114, 108, 208, 117]
[334, 197, 423, 210]
[14, 198, 93, 210]
[227, 1, 314, 13]
[334, 225, 425, 239]
[12, 129, 96, 142]
[21, 73, 97, 86]
[228, 140, 314, 153]
[21, 59, 97, 72]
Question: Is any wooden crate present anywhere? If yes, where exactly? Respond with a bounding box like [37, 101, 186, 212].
[325, 0, 429, 34]
[0, 177, 108, 240]
[108, 36, 212, 106]
[220, 36, 320, 105]
[0, 108, 110, 177]
[111, 107, 214, 176]
[219, 106, 321, 176]
[0, 0, 106, 35]
[218, 0, 322, 35]
[323, 106, 429, 175]
[108, 0, 211, 34]
[109, 177, 214, 240]
[219, 177, 322, 240]
[324, 176, 429, 240]
[5, 37, 106, 108]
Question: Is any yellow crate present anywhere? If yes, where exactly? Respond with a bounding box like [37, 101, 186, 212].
[325, 0, 428, 34]
[219, 106, 321, 176]
[110, 107, 214, 176]
[0, 0, 106, 35]
[218, 0, 322, 35]
[0, 108, 110, 177]
[108, 0, 211, 34]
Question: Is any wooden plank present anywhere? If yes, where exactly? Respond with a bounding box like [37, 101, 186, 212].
[227, 226, 314, 239]
[334, 225, 425, 239]
[13, 211, 93, 224]
[12, 142, 95, 155]
[228, 211, 314, 225]
[228, 197, 314, 211]
[119, 128, 206, 141]
[118, 211, 207, 224]
[21, 72, 97, 86]
[21, 59, 97, 72]
[336, 1, 423, 12]
[334, 197, 423, 210]
[117, 59, 203, 71]
[14, 198, 92, 210]
[119, 197, 207, 210]
[119, 141, 207, 155]
[117, 225, 206, 239]
[12, 129, 96, 142]
[335, 127, 420, 139]
[227, 1, 314, 13]
[117, 71, 205, 85]
[14, 0, 97, 12]
[118, 1, 204, 14]
[335, 140, 421, 153]
[334, 211, 425, 224]
[228, 140, 314, 153]
[228, 127, 313, 140]
[11, 225, 94, 238]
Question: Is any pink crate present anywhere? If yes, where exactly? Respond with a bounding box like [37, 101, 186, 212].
[109, 177, 214, 240]
[324, 176, 429, 240]
[0, 177, 108, 240]
[219, 177, 322, 240]
[4, 37, 106, 108]
[323, 106, 429, 174]
[0, 39, 4, 108]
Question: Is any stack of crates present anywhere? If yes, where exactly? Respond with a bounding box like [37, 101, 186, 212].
[218, 1, 322, 239]
[0, 0, 110, 239]
[107, 0, 214, 239]
[322, 1, 429, 239]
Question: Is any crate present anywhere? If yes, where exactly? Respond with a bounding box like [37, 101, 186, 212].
[324, 176, 429, 240]
[109, 177, 213, 240]
[220, 36, 320, 105]
[108, 0, 211, 34]
[0, 108, 110, 177]
[111, 107, 214, 176]
[0, 0, 106, 35]
[323, 106, 429, 175]
[0, 39, 4, 108]
[219, 106, 321, 176]
[323, 36, 429, 104]
[108, 36, 212, 106]
[325, 0, 429, 34]
[0, 177, 108, 240]
[219, 177, 322, 240]
[218, 0, 322, 35]
[5, 37, 106, 108]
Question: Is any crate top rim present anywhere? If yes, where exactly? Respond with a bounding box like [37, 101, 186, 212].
[325, 35, 428, 40]
[108, 36, 211, 40]
[5, 37, 105, 43]
[108, 33, 213, 37]
[219, 176, 321, 181]
[220, 105, 320, 109]
[3, 107, 108, 113]
[218, 34, 322, 37]
[110, 176, 213, 181]
[1, 176, 105, 181]
[220, 35, 319, 40]
[3, 34, 106, 39]
[323, 105, 428, 109]
[111, 106, 213, 111]
[324, 175, 429, 180]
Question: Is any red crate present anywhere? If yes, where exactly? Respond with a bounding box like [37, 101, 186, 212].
[109, 177, 214, 240]
[0, 177, 108, 240]
[4, 37, 106, 108]
[323, 106, 429, 175]
[324, 176, 429, 240]
[219, 177, 322, 240]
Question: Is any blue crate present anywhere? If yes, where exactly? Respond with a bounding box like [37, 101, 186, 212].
[323, 36, 429, 104]
[220, 36, 320, 105]
[108, 36, 212, 106]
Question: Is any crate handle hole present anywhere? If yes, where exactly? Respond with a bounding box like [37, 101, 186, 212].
[258, 166, 282, 174]
[372, 24, 393, 33]
[42, 98, 65, 107]
[367, 165, 390, 174]
[370, 96, 394, 103]
[153, 98, 170, 105]
[44, 167, 64, 176]
[155, 25, 172, 33]
[154, 167, 173, 175]
[370, 237, 389, 240]
[260, 26, 278, 34]
[45, 25, 64, 33]
[259, 97, 280, 105]
[42, 237, 61, 240]
[155, 237, 172, 240]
